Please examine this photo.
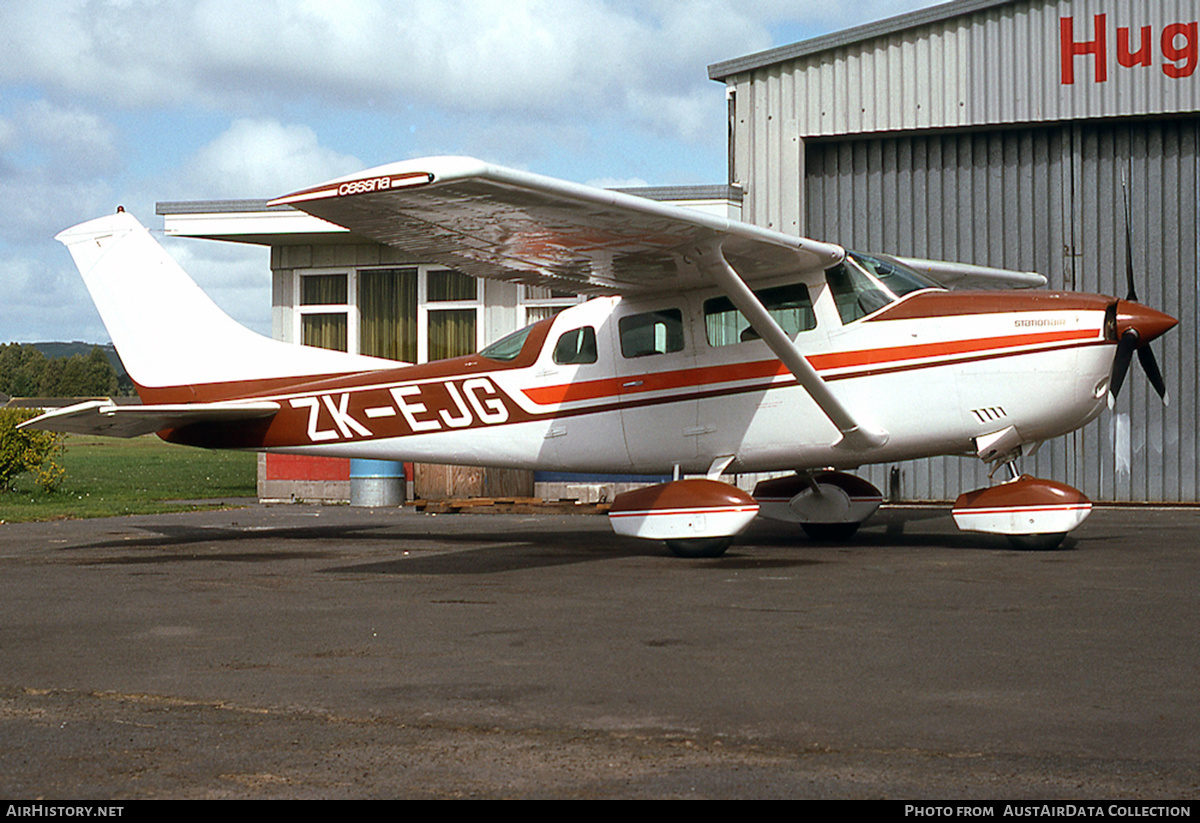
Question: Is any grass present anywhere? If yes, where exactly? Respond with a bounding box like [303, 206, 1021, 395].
[0, 434, 257, 523]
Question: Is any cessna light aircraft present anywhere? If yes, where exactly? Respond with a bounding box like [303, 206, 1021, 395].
[25, 157, 1177, 556]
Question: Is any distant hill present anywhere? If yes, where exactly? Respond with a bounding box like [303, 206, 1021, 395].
[27, 342, 128, 379]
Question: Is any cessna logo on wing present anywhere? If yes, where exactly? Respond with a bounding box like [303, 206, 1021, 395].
[338, 176, 396, 196]
[289, 377, 512, 442]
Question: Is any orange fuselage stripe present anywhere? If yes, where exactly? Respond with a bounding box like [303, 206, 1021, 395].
[522, 328, 1100, 407]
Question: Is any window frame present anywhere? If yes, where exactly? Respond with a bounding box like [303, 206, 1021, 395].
[295, 269, 356, 353]
[293, 265, 486, 363]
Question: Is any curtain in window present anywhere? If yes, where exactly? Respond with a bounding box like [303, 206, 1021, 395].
[359, 268, 418, 362]
[427, 270, 476, 302]
[301, 274, 347, 305]
[428, 309, 476, 361]
[301, 313, 348, 352]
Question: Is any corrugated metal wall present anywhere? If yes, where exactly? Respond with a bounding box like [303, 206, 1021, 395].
[804, 119, 1199, 501]
[724, 0, 1200, 141]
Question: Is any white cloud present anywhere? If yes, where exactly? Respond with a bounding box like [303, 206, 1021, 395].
[0, 1, 945, 146]
[16, 100, 119, 178]
[175, 118, 362, 199]
[587, 176, 650, 189]
[0, 252, 108, 343]
[0, 177, 115, 245]
[0, 0, 949, 343]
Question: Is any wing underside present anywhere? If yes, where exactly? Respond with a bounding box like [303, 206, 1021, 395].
[270, 156, 845, 295]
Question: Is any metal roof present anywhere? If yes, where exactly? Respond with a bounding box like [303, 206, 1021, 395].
[708, 0, 1017, 80]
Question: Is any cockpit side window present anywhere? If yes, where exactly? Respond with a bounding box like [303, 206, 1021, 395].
[619, 309, 684, 358]
[825, 262, 891, 324]
[553, 326, 598, 365]
[704, 282, 816, 346]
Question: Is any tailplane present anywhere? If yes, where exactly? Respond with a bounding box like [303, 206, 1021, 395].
[56, 211, 397, 403]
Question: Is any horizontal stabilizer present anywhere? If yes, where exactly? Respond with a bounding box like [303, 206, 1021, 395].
[19, 400, 280, 438]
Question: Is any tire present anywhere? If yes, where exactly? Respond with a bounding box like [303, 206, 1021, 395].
[800, 522, 860, 542]
[1006, 532, 1067, 551]
[663, 537, 733, 558]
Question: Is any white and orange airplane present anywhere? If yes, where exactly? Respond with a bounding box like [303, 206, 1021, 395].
[24, 157, 1176, 556]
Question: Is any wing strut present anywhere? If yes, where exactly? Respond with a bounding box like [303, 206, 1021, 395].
[692, 240, 889, 452]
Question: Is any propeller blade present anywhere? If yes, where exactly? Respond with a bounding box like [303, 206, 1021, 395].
[1137, 344, 1169, 404]
[1110, 329, 1138, 400]
[1122, 177, 1138, 302]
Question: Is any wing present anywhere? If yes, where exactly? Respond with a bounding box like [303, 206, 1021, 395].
[270, 156, 845, 295]
[892, 256, 1047, 290]
[19, 400, 280, 438]
[274, 157, 888, 451]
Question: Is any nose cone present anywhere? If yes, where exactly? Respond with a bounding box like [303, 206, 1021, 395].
[1116, 300, 1177, 345]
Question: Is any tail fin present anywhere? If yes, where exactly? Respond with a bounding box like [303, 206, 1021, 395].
[57, 211, 397, 403]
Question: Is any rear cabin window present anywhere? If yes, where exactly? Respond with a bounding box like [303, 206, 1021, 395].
[552, 326, 598, 365]
[619, 309, 684, 358]
[704, 283, 816, 346]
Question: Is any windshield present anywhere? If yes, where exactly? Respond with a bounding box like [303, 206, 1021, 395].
[849, 252, 943, 297]
[479, 322, 536, 362]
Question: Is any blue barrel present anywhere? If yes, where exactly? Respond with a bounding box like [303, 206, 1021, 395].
[349, 459, 405, 507]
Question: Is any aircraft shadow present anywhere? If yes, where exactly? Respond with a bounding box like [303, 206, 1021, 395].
[60, 505, 1075, 576]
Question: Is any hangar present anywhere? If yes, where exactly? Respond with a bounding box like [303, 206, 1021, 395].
[159, 0, 1197, 505]
[709, 0, 1198, 503]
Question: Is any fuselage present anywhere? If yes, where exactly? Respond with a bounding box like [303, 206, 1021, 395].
[156, 263, 1126, 477]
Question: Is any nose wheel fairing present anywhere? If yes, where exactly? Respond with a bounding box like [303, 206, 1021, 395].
[952, 475, 1092, 548]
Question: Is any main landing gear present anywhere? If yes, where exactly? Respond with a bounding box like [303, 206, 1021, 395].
[606, 471, 885, 557]
[605, 460, 1091, 556]
[752, 471, 883, 541]
[607, 478, 759, 558]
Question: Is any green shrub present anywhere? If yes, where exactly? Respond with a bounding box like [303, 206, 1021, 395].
[0, 408, 65, 492]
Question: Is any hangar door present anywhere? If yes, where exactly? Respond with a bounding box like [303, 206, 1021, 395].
[804, 120, 1199, 503]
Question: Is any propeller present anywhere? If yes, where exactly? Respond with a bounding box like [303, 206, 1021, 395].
[1109, 178, 1172, 406]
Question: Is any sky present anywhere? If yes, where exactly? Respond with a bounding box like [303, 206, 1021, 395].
[0, 0, 947, 344]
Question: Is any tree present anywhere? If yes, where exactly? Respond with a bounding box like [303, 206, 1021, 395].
[0, 343, 119, 398]
[0, 408, 64, 492]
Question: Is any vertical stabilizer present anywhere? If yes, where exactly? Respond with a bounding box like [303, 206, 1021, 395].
[56, 212, 396, 401]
